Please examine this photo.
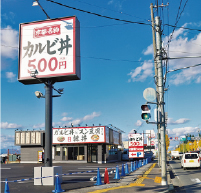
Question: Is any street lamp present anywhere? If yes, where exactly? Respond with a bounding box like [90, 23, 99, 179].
[32, 0, 50, 19]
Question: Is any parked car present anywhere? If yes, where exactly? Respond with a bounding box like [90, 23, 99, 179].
[144, 151, 154, 161]
[181, 152, 200, 170]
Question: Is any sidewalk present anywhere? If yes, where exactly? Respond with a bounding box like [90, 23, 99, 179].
[67, 160, 174, 193]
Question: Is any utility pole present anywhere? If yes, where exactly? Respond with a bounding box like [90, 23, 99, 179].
[150, 3, 161, 168]
[155, 16, 167, 185]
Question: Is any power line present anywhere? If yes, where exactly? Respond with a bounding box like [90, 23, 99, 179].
[46, 0, 152, 26]
[3, 44, 201, 62]
[163, 56, 201, 60]
[1, 45, 152, 64]
[167, 63, 201, 73]
[69, 0, 150, 22]
[46, 0, 201, 32]
[166, 0, 189, 46]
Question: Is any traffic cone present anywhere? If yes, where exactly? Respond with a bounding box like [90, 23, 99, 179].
[52, 173, 65, 193]
[130, 161, 134, 172]
[121, 164, 126, 176]
[133, 161, 136, 171]
[125, 162, 129, 174]
[4, 179, 10, 193]
[104, 168, 110, 184]
[94, 168, 103, 185]
[114, 166, 120, 179]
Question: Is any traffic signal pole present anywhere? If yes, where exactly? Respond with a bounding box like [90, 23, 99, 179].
[155, 16, 167, 185]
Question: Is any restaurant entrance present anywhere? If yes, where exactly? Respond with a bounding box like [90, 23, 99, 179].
[87, 144, 98, 163]
[62, 146, 84, 161]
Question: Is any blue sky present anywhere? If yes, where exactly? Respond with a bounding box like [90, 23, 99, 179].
[1, 0, 201, 152]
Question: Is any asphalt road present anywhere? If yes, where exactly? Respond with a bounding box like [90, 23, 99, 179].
[1, 161, 130, 193]
[169, 160, 201, 193]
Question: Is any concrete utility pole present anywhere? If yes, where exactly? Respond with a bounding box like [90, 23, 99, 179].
[150, 3, 161, 168]
[155, 16, 167, 185]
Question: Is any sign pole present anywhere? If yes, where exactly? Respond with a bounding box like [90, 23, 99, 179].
[45, 79, 53, 167]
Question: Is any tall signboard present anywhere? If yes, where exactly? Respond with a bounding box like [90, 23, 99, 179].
[18, 16, 80, 84]
[128, 133, 144, 158]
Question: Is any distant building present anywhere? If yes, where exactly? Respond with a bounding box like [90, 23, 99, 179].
[123, 141, 128, 149]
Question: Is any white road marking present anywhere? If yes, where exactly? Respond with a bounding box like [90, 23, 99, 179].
[1, 168, 11, 169]
[63, 175, 94, 178]
[191, 178, 201, 185]
[77, 167, 106, 170]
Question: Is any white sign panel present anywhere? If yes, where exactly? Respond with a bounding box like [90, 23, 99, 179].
[53, 127, 106, 144]
[145, 130, 155, 138]
[128, 133, 144, 158]
[18, 16, 80, 84]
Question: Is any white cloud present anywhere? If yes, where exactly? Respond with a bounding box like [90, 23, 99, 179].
[0, 122, 22, 129]
[83, 112, 101, 121]
[60, 117, 73, 122]
[167, 118, 190, 125]
[33, 123, 45, 129]
[143, 44, 153, 55]
[1, 26, 18, 59]
[61, 112, 68, 117]
[0, 134, 15, 149]
[128, 60, 153, 82]
[108, 0, 114, 5]
[122, 133, 128, 141]
[58, 112, 101, 127]
[169, 127, 198, 136]
[135, 120, 143, 127]
[6, 72, 17, 82]
[164, 25, 201, 85]
[138, 23, 201, 85]
[107, 0, 124, 10]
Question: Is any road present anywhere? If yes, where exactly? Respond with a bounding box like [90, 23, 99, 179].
[1, 161, 128, 193]
[169, 160, 201, 193]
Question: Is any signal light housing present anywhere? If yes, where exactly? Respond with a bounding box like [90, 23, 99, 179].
[141, 104, 151, 121]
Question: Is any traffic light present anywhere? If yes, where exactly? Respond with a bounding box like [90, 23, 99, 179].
[141, 104, 151, 120]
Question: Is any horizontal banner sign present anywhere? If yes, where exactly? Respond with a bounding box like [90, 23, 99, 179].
[53, 127, 105, 144]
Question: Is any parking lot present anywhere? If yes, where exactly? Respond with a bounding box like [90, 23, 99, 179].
[1, 161, 131, 193]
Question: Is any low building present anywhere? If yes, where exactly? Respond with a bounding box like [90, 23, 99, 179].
[15, 125, 123, 164]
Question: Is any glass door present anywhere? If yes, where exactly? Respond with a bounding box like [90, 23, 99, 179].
[87, 144, 97, 162]
[68, 147, 73, 160]
[62, 147, 68, 161]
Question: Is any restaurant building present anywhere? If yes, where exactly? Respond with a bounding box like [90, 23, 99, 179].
[15, 125, 123, 164]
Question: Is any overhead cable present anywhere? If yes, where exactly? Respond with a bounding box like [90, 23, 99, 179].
[46, 0, 201, 32]
[46, 0, 152, 26]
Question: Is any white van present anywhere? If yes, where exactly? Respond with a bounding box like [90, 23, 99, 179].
[181, 153, 200, 169]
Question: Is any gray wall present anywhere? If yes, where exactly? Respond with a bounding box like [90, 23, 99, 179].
[21, 146, 43, 163]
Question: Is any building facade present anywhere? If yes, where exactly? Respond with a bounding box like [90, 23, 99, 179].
[15, 126, 123, 164]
